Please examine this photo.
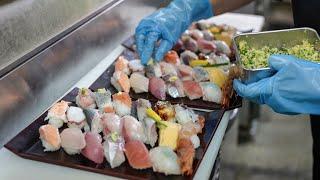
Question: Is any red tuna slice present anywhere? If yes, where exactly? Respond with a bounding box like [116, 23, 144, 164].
[149, 77, 166, 100]
[124, 140, 152, 169]
[81, 132, 104, 164]
[183, 81, 203, 100]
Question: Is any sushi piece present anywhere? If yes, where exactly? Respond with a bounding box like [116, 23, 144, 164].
[174, 105, 198, 125]
[101, 113, 122, 135]
[197, 39, 216, 54]
[145, 63, 162, 78]
[177, 64, 194, 81]
[129, 73, 149, 93]
[149, 77, 166, 100]
[67, 106, 86, 129]
[180, 50, 198, 65]
[172, 39, 184, 52]
[149, 146, 181, 175]
[122, 115, 146, 142]
[159, 121, 181, 150]
[190, 134, 200, 149]
[177, 138, 195, 175]
[128, 59, 145, 74]
[112, 92, 132, 117]
[195, 21, 210, 30]
[60, 128, 86, 155]
[45, 100, 69, 128]
[167, 79, 185, 98]
[183, 81, 203, 100]
[124, 140, 152, 169]
[193, 67, 209, 82]
[208, 53, 230, 65]
[39, 124, 61, 152]
[182, 37, 198, 52]
[143, 118, 158, 147]
[83, 108, 103, 134]
[214, 40, 231, 56]
[111, 71, 130, 93]
[115, 56, 130, 75]
[76, 88, 96, 109]
[81, 132, 104, 164]
[103, 133, 125, 168]
[159, 62, 177, 77]
[154, 101, 175, 122]
[179, 116, 206, 140]
[94, 88, 114, 113]
[202, 30, 214, 41]
[164, 50, 180, 66]
[136, 99, 151, 122]
[200, 82, 222, 103]
[205, 67, 227, 88]
[189, 29, 204, 40]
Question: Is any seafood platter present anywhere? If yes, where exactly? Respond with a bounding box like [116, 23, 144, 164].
[5, 21, 241, 179]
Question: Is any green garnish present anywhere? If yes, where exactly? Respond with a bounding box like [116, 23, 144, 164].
[97, 88, 107, 93]
[110, 132, 119, 142]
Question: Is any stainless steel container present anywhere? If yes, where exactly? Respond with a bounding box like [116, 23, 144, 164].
[233, 28, 320, 84]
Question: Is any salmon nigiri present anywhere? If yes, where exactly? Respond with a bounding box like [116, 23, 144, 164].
[45, 100, 69, 128]
[183, 81, 203, 100]
[39, 124, 61, 152]
[111, 71, 130, 93]
[124, 140, 152, 169]
[115, 56, 130, 75]
[112, 92, 132, 117]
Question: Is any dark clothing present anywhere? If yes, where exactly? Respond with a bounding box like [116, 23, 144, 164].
[291, 1, 320, 179]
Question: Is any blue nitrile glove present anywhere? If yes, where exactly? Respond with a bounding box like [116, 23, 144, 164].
[233, 55, 320, 115]
[135, 0, 213, 64]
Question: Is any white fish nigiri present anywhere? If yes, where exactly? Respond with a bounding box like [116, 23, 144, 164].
[174, 105, 198, 125]
[200, 82, 222, 103]
[136, 99, 151, 122]
[45, 100, 69, 128]
[67, 106, 86, 129]
[143, 118, 158, 147]
[60, 128, 86, 155]
[103, 133, 125, 168]
[83, 108, 103, 134]
[122, 115, 146, 142]
[129, 73, 149, 93]
[39, 124, 61, 152]
[128, 59, 145, 73]
[94, 88, 114, 113]
[149, 146, 181, 175]
[101, 113, 123, 136]
[76, 88, 96, 109]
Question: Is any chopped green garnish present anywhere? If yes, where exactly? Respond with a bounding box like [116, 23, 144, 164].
[110, 132, 119, 142]
[97, 88, 107, 93]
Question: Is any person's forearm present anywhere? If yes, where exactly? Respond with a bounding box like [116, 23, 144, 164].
[211, 0, 254, 15]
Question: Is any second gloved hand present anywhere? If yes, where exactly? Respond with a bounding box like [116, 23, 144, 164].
[135, 0, 213, 64]
[233, 55, 320, 115]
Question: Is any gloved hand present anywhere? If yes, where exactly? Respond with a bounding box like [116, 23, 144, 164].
[135, 0, 213, 64]
[233, 55, 320, 115]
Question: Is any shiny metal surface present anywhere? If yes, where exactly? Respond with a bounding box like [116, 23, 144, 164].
[0, 0, 162, 147]
[233, 27, 320, 84]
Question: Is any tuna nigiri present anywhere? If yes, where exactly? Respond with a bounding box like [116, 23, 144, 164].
[111, 71, 130, 93]
[76, 88, 96, 109]
[149, 77, 166, 100]
[60, 128, 86, 155]
[124, 140, 152, 169]
[149, 146, 181, 175]
[81, 132, 104, 164]
[94, 88, 114, 113]
[67, 106, 86, 129]
[122, 115, 146, 142]
[183, 81, 203, 100]
[112, 92, 132, 117]
[39, 124, 61, 152]
[103, 133, 125, 168]
[164, 50, 180, 66]
[45, 100, 69, 128]
[115, 56, 130, 75]
[83, 108, 103, 134]
[129, 73, 149, 93]
[101, 113, 122, 136]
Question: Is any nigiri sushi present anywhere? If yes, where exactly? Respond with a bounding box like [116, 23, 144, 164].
[128, 59, 145, 74]
[182, 37, 198, 52]
[167, 78, 185, 98]
[67, 106, 86, 129]
[190, 134, 200, 149]
[122, 115, 146, 142]
[81, 132, 104, 164]
[103, 133, 125, 168]
[149, 77, 166, 100]
[180, 50, 198, 65]
[136, 99, 151, 122]
[214, 40, 231, 56]
[159, 62, 177, 77]
[145, 63, 162, 78]
[76, 88, 96, 109]
[149, 146, 181, 175]
[143, 117, 158, 147]
[197, 38, 216, 54]
[189, 29, 204, 40]
[164, 50, 180, 66]
[193, 67, 209, 82]
[177, 138, 195, 175]
[83, 108, 103, 134]
[183, 81, 203, 100]
[174, 105, 198, 125]
[177, 64, 194, 81]
[39, 124, 61, 152]
[202, 30, 214, 41]
[200, 82, 222, 103]
[112, 92, 132, 117]
[115, 56, 130, 75]
[111, 71, 130, 93]
[60, 128, 86, 155]
[45, 100, 69, 128]
[129, 73, 149, 93]
[94, 88, 114, 113]
[124, 140, 152, 169]
[154, 101, 175, 122]
[101, 113, 122, 135]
